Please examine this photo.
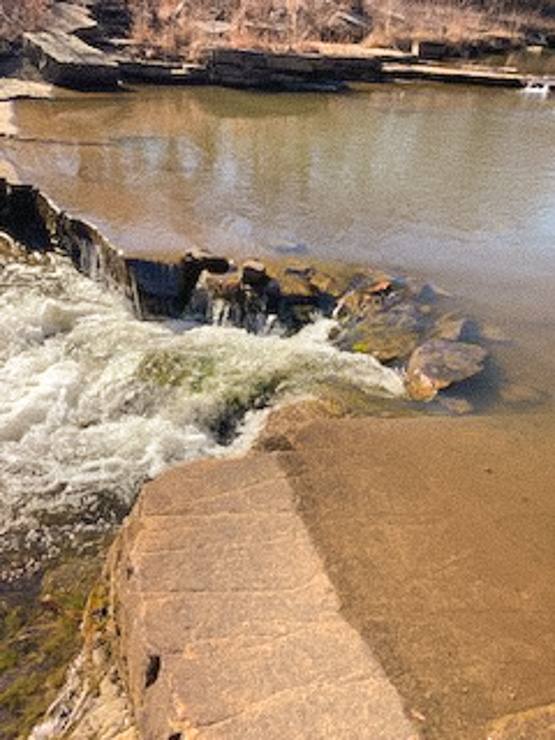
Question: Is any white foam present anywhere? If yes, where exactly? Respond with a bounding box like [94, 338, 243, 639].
[0, 253, 405, 576]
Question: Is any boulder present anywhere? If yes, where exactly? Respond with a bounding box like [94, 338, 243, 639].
[406, 339, 488, 400]
[241, 258, 269, 288]
[333, 296, 427, 362]
[431, 315, 481, 343]
[126, 251, 230, 319]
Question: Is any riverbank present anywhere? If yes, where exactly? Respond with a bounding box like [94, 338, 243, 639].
[0, 179, 481, 737]
[2, 84, 555, 737]
[33, 402, 555, 739]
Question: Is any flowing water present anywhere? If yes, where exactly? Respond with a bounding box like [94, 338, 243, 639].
[2, 79, 555, 577]
[5, 82, 555, 366]
[0, 247, 404, 579]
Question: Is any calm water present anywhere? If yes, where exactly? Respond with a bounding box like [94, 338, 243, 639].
[5, 82, 555, 398]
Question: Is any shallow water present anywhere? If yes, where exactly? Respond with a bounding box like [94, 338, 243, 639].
[0, 248, 405, 579]
[5, 81, 555, 401]
[2, 79, 555, 576]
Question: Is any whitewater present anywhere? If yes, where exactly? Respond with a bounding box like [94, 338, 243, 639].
[0, 246, 405, 581]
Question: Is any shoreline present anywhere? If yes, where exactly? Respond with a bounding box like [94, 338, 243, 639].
[1, 139, 553, 734]
[276, 409, 555, 738]
[34, 403, 555, 738]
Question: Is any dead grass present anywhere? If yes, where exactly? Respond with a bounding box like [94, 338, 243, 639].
[1, 0, 552, 51]
[123, 0, 554, 60]
[0, 0, 51, 39]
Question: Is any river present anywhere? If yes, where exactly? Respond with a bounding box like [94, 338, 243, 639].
[5, 81, 555, 399]
[2, 80, 555, 573]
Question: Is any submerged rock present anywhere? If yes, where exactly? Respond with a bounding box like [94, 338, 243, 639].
[431, 315, 481, 343]
[499, 382, 545, 408]
[406, 339, 488, 400]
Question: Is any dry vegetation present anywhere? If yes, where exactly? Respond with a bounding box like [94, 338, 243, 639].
[0, 0, 552, 53]
[0, 0, 51, 39]
[124, 0, 554, 57]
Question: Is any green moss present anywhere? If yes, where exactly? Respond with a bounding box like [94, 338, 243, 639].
[0, 555, 103, 740]
[313, 379, 422, 419]
[352, 340, 370, 354]
[137, 351, 216, 391]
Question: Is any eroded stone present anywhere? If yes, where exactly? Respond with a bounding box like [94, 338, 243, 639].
[406, 339, 488, 400]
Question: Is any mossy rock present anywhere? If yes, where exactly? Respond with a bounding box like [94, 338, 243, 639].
[0, 556, 103, 740]
[335, 319, 421, 362]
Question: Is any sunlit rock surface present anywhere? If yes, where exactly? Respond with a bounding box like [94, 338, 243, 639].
[108, 452, 418, 739]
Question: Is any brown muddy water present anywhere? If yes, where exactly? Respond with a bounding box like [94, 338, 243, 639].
[5, 81, 555, 414]
[2, 79, 555, 739]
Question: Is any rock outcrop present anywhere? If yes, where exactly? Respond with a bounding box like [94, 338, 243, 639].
[38, 450, 417, 739]
[0, 179, 493, 403]
[204, 47, 385, 90]
[23, 30, 120, 90]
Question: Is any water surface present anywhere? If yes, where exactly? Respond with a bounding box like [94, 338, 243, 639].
[5, 82, 555, 399]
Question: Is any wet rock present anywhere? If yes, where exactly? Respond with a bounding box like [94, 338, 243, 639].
[406, 339, 488, 400]
[333, 283, 427, 362]
[304, 268, 343, 298]
[0, 229, 16, 258]
[127, 251, 229, 319]
[437, 397, 475, 415]
[200, 260, 341, 333]
[0, 182, 51, 249]
[276, 267, 333, 329]
[432, 315, 481, 343]
[479, 323, 511, 343]
[179, 250, 229, 302]
[414, 282, 450, 305]
[334, 274, 407, 319]
[241, 258, 269, 287]
[339, 321, 421, 362]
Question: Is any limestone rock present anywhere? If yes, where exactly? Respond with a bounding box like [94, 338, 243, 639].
[127, 250, 229, 319]
[333, 296, 426, 362]
[0, 78, 53, 102]
[23, 31, 120, 90]
[406, 339, 488, 400]
[107, 452, 417, 739]
[241, 258, 268, 286]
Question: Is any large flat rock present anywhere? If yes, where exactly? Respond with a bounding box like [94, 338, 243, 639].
[277, 413, 555, 738]
[111, 452, 417, 739]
